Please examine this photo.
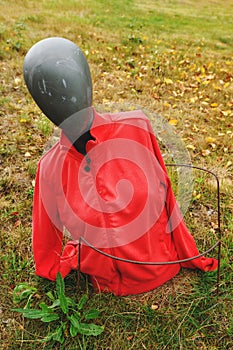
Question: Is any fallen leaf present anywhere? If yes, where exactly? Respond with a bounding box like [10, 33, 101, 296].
[164, 78, 173, 85]
[205, 136, 216, 143]
[151, 304, 159, 310]
[20, 118, 27, 123]
[221, 110, 232, 117]
[192, 124, 199, 132]
[202, 80, 210, 85]
[11, 211, 19, 216]
[211, 222, 219, 229]
[224, 82, 230, 88]
[194, 193, 201, 200]
[154, 78, 161, 85]
[186, 144, 196, 151]
[201, 149, 211, 156]
[163, 102, 170, 108]
[14, 220, 21, 228]
[14, 77, 21, 85]
[168, 119, 178, 126]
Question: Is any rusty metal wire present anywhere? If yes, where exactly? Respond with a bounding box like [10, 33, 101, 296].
[77, 164, 221, 294]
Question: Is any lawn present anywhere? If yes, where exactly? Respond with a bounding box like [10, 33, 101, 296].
[0, 0, 232, 349]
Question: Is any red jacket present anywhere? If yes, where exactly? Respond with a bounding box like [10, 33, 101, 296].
[32, 109, 217, 296]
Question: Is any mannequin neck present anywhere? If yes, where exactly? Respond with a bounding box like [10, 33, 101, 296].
[72, 130, 95, 155]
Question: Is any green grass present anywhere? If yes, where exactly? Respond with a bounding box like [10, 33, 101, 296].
[0, 0, 232, 349]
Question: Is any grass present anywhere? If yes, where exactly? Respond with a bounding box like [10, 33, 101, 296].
[0, 0, 232, 349]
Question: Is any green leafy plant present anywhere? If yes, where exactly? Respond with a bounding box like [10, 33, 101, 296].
[12, 273, 104, 345]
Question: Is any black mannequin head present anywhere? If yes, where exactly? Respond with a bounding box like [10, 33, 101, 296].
[23, 37, 93, 139]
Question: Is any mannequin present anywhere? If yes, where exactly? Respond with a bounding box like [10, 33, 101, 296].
[24, 37, 217, 296]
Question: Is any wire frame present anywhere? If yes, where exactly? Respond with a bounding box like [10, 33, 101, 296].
[77, 164, 221, 294]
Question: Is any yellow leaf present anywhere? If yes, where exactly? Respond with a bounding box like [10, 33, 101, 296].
[164, 78, 173, 85]
[224, 82, 230, 88]
[205, 136, 216, 143]
[201, 66, 206, 74]
[213, 84, 221, 90]
[194, 193, 201, 200]
[186, 144, 196, 151]
[168, 119, 178, 126]
[208, 62, 214, 69]
[210, 102, 218, 107]
[20, 118, 27, 123]
[163, 102, 170, 108]
[154, 78, 161, 85]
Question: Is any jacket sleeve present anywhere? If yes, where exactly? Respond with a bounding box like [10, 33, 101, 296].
[32, 163, 79, 281]
[146, 117, 218, 271]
